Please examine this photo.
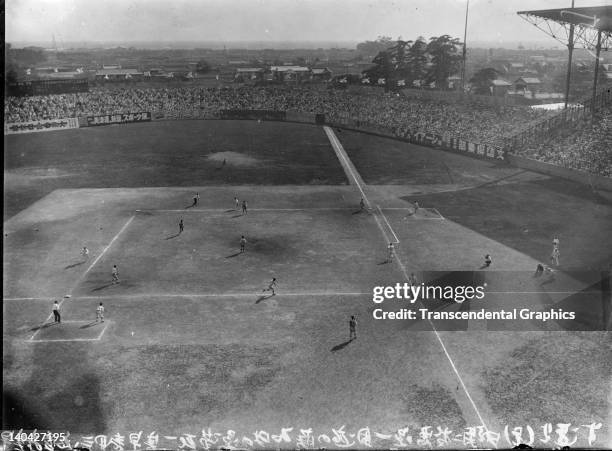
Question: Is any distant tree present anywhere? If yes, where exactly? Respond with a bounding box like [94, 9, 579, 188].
[364, 50, 393, 80]
[6, 68, 19, 84]
[426, 35, 462, 88]
[407, 37, 428, 85]
[551, 63, 609, 99]
[195, 59, 211, 74]
[388, 39, 412, 75]
[470, 68, 499, 95]
[356, 36, 394, 57]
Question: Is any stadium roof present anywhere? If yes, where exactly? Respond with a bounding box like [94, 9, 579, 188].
[518, 6, 612, 51]
[517, 6, 612, 32]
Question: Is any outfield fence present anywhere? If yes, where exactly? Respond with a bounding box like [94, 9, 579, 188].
[7, 103, 610, 186]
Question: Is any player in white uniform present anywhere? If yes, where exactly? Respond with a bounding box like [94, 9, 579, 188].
[96, 302, 105, 322]
[550, 247, 560, 266]
[112, 265, 120, 284]
[387, 243, 395, 263]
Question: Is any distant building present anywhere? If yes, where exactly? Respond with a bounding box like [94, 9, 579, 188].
[311, 67, 332, 82]
[506, 62, 526, 73]
[490, 79, 513, 96]
[602, 63, 612, 81]
[447, 75, 462, 90]
[234, 67, 264, 82]
[269, 65, 310, 82]
[515, 77, 542, 97]
[41, 71, 87, 79]
[95, 68, 144, 81]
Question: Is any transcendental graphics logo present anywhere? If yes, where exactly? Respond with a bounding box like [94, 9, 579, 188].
[371, 283, 577, 323]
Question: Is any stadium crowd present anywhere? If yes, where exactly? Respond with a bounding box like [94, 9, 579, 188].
[7, 85, 610, 176]
[4, 86, 550, 148]
[515, 106, 612, 177]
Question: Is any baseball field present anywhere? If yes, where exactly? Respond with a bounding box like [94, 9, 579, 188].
[3, 119, 612, 449]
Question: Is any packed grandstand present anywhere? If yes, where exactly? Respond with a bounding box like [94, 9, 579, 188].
[4, 86, 611, 177]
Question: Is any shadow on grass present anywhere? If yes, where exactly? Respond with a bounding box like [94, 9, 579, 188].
[331, 339, 352, 352]
[540, 276, 556, 286]
[226, 252, 241, 258]
[91, 283, 115, 292]
[255, 294, 273, 304]
[378, 260, 390, 265]
[65, 261, 86, 269]
[469, 169, 529, 190]
[352, 210, 364, 215]
[80, 321, 98, 329]
[232, 214, 243, 219]
[185, 204, 195, 209]
[165, 233, 181, 240]
[29, 322, 56, 332]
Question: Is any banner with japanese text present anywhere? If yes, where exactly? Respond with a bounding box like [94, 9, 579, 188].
[4, 117, 79, 135]
[86, 112, 152, 127]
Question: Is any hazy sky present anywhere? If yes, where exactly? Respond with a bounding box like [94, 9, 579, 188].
[5, 0, 612, 46]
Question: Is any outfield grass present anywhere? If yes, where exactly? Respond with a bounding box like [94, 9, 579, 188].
[4, 121, 612, 448]
[339, 129, 612, 273]
[338, 129, 518, 186]
[409, 177, 612, 274]
[4, 120, 347, 220]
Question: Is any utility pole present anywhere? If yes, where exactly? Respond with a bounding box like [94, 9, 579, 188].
[461, 0, 470, 92]
[591, 30, 602, 114]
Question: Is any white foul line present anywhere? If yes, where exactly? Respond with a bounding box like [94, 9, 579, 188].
[29, 338, 102, 343]
[80, 215, 135, 281]
[6, 290, 597, 303]
[136, 208, 357, 212]
[28, 215, 134, 341]
[324, 126, 488, 430]
[323, 126, 368, 205]
[377, 206, 400, 244]
[8, 292, 371, 302]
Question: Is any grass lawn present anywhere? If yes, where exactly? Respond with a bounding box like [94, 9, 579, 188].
[3, 121, 611, 448]
[4, 120, 347, 220]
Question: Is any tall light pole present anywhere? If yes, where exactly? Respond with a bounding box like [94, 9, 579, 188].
[461, 0, 470, 92]
[564, 0, 575, 109]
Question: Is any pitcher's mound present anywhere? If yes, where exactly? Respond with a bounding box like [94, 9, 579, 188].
[208, 152, 259, 167]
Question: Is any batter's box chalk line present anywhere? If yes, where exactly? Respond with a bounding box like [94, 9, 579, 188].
[28, 320, 110, 343]
[404, 207, 445, 220]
